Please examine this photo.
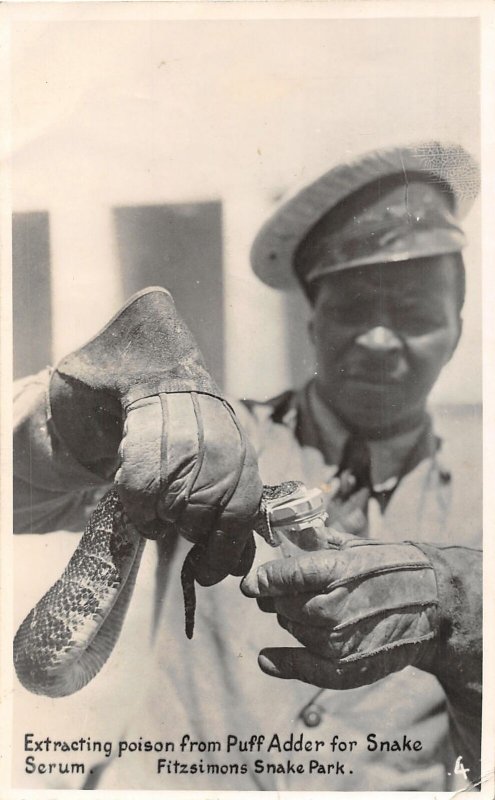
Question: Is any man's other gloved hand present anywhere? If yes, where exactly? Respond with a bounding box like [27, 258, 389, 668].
[241, 528, 440, 689]
[49, 287, 263, 584]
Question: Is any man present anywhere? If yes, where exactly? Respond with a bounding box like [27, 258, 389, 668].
[13, 142, 481, 790]
[240, 141, 482, 785]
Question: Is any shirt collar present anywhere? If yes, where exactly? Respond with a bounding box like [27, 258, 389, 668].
[305, 382, 435, 489]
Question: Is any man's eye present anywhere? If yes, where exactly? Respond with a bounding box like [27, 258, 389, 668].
[394, 309, 441, 333]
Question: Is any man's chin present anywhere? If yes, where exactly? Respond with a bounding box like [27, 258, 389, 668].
[334, 382, 412, 433]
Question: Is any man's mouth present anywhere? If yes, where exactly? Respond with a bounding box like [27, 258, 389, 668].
[344, 368, 405, 386]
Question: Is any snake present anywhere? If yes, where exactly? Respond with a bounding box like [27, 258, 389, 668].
[14, 483, 302, 699]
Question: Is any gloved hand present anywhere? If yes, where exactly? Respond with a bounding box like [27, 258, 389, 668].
[49, 287, 263, 584]
[241, 528, 441, 689]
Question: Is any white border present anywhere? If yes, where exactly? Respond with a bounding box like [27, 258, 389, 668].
[1, 3, 493, 799]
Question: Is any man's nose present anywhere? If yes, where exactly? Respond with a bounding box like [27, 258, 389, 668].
[355, 325, 403, 352]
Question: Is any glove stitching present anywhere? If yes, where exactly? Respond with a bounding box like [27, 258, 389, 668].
[184, 400, 249, 540]
[159, 393, 169, 505]
[342, 540, 429, 551]
[405, 541, 444, 675]
[405, 540, 482, 555]
[183, 392, 206, 504]
[123, 388, 224, 412]
[336, 631, 436, 663]
[164, 393, 205, 530]
[322, 562, 434, 592]
[203, 402, 250, 569]
[215, 400, 248, 514]
[331, 600, 439, 632]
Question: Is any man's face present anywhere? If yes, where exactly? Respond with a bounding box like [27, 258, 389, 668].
[309, 255, 462, 435]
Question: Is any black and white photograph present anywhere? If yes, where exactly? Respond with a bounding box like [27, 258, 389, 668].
[2, 3, 493, 796]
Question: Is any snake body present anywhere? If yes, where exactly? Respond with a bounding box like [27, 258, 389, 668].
[14, 490, 145, 698]
[14, 482, 302, 698]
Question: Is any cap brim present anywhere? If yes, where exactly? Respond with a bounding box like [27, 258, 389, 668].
[250, 141, 480, 290]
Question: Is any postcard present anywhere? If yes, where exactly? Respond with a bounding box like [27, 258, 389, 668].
[1, 2, 493, 798]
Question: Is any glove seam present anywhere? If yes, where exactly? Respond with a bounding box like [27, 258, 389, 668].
[331, 600, 438, 632]
[323, 561, 434, 592]
[336, 631, 436, 663]
[215, 400, 248, 514]
[123, 387, 223, 411]
[159, 393, 169, 503]
[343, 540, 429, 552]
[403, 541, 443, 675]
[134, 393, 206, 531]
[183, 392, 206, 504]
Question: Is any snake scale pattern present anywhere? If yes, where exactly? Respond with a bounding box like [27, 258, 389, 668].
[14, 490, 145, 698]
[14, 482, 301, 698]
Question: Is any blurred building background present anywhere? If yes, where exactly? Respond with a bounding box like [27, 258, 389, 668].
[11, 16, 480, 407]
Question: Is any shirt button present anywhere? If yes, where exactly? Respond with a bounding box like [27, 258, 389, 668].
[301, 704, 322, 727]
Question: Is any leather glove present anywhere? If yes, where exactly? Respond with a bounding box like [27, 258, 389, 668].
[242, 532, 483, 785]
[241, 528, 441, 689]
[49, 287, 263, 584]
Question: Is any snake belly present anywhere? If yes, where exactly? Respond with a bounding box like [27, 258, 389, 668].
[14, 489, 145, 698]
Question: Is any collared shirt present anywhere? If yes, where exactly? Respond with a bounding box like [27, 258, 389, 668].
[307, 381, 435, 488]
